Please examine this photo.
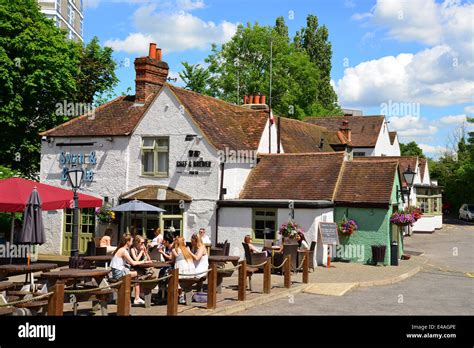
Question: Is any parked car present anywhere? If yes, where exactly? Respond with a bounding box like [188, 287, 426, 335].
[459, 204, 474, 221]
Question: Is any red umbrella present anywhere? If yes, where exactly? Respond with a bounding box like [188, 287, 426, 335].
[0, 177, 102, 212]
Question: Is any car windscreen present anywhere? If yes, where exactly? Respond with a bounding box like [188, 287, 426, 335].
[468, 205, 474, 212]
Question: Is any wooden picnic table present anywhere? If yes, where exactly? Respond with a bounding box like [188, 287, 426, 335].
[82, 255, 113, 262]
[135, 260, 171, 269]
[0, 306, 15, 316]
[0, 281, 14, 291]
[42, 268, 110, 286]
[208, 256, 240, 293]
[208, 255, 240, 265]
[0, 263, 58, 281]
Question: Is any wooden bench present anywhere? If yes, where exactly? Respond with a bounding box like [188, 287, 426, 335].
[66, 286, 116, 316]
[0, 306, 15, 316]
[16, 300, 49, 315]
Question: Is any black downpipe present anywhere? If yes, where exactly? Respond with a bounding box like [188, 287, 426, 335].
[216, 161, 225, 244]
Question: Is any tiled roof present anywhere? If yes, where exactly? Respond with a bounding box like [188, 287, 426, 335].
[239, 153, 345, 201]
[418, 158, 427, 181]
[42, 84, 269, 152]
[40, 93, 159, 137]
[168, 85, 268, 151]
[304, 115, 385, 148]
[389, 131, 397, 145]
[279, 117, 346, 153]
[335, 160, 399, 207]
[120, 185, 192, 202]
[354, 156, 418, 187]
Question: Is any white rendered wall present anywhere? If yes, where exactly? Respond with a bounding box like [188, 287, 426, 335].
[373, 122, 396, 156]
[222, 163, 253, 200]
[39, 136, 129, 254]
[257, 119, 279, 154]
[218, 206, 333, 263]
[129, 87, 221, 237]
[412, 215, 436, 233]
[391, 136, 401, 156]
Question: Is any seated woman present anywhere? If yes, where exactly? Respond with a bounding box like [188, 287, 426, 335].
[110, 234, 147, 305]
[158, 234, 174, 262]
[190, 234, 208, 279]
[296, 232, 309, 251]
[171, 236, 196, 304]
[243, 235, 271, 257]
[149, 227, 163, 248]
[99, 228, 116, 254]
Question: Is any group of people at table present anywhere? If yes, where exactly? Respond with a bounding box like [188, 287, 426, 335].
[98, 227, 308, 306]
[105, 227, 210, 305]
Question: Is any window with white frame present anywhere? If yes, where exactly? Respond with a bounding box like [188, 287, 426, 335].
[353, 152, 366, 157]
[56, 0, 61, 10]
[252, 209, 277, 241]
[141, 137, 169, 176]
[68, 4, 75, 25]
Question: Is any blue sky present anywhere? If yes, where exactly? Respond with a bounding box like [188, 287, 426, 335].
[82, 0, 473, 157]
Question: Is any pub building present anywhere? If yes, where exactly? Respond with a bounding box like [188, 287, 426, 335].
[39, 43, 408, 264]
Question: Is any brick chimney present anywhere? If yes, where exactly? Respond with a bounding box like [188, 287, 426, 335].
[339, 120, 351, 142]
[135, 43, 169, 103]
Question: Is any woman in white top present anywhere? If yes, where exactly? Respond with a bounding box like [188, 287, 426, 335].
[172, 237, 196, 304]
[296, 232, 309, 251]
[110, 234, 147, 305]
[190, 233, 208, 278]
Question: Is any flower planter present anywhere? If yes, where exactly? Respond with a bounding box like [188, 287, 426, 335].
[371, 245, 386, 265]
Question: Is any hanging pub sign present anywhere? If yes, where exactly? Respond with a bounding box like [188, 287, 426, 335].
[59, 151, 97, 182]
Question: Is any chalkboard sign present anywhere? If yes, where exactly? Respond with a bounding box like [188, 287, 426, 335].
[318, 222, 339, 245]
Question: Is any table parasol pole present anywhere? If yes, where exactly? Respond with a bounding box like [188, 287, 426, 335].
[9, 213, 14, 264]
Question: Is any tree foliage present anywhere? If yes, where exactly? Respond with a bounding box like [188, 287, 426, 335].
[400, 141, 425, 158]
[429, 119, 474, 211]
[0, 0, 117, 177]
[179, 62, 211, 95]
[181, 15, 341, 119]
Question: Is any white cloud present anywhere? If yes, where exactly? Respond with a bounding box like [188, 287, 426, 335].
[351, 12, 373, 21]
[105, 4, 237, 54]
[338, 0, 474, 108]
[388, 115, 438, 142]
[439, 114, 468, 124]
[176, 0, 205, 10]
[419, 143, 447, 155]
[465, 106, 474, 114]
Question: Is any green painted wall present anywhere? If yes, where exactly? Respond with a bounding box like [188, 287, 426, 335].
[335, 170, 403, 265]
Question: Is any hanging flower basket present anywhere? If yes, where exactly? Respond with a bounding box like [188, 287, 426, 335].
[390, 211, 415, 227]
[279, 221, 303, 239]
[95, 204, 116, 224]
[406, 207, 422, 221]
[338, 218, 358, 236]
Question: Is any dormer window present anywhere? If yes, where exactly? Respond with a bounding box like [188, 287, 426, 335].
[141, 137, 169, 177]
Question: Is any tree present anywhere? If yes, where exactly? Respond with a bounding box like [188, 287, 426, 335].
[201, 17, 341, 118]
[0, 0, 118, 177]
[179, 62, 211, 95]
[400, 141, 425, 158]
[75, 37, 118, 105]
[295, 15, 339, 112]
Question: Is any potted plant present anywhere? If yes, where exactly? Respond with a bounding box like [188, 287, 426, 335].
[95, 204, 116, 224]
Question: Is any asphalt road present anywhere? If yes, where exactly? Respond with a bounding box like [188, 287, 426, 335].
[240, 217, 474, 315]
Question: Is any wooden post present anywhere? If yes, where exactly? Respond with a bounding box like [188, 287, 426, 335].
[238, 260, 246, 301]
[117, 274, 131, 316]
[303, 250, 309, 284]
[284, 254, 291, 288]
[263, 257, 271, 294]
[207, 264, 217, 309]
[167, 268, 178, 316]
[47, 282, 64, 316]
